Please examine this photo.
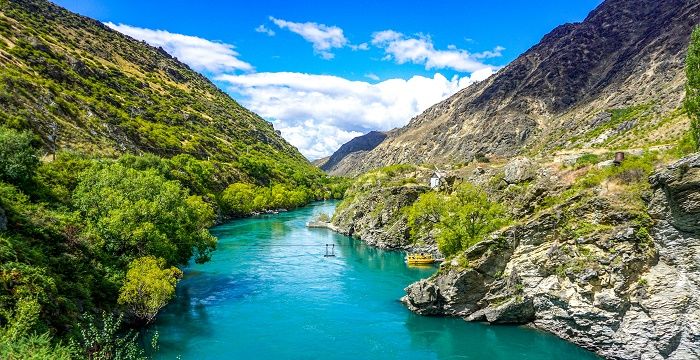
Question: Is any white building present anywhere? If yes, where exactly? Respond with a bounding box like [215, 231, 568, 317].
[429, 171, 446, 189]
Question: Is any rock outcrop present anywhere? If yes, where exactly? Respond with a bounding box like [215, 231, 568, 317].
[401, 154, 700, 360]
[332, 184, 429, 250]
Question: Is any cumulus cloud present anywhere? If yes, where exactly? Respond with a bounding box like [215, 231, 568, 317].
[216, 71, 493, 159]
[371, 30, 503, 73]
[105, 22, 499, 159]
[255, 24, 275, 36]
[269, 17, 348, 59]
[350, 42, 369, 51]
[105, 22, 253, 73]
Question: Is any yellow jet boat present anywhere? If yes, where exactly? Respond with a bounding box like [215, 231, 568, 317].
[405, 253, 435, 265]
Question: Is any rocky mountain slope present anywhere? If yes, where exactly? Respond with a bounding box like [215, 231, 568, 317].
[327, 0, 699, 176]
[0, 0, 315, 180]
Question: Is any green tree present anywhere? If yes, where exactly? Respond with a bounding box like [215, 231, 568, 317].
[0, 127, 39, 185]
[118, 256, 182, 324]
[406, 191, 448, 242]
[220, 183, 256, 216]
[73, 163, 217, 265]
[436, 183, 508, 257]
[685, 26, 700, 151]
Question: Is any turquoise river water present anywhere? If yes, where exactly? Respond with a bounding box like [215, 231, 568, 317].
[151, 201, 599, 359]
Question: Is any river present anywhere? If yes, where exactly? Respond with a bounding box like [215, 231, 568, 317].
[151, 201, 599, 359]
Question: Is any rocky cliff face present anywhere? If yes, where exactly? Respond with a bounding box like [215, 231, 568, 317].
[330, 165, 439, 251]
[401, 154, 700, 360]
[327, 0, 699, 176]
[332, 184, 427, 250]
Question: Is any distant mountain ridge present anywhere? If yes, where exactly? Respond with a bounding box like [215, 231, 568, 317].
[320, 131, 386, 175]
[326, 0, 700, 176]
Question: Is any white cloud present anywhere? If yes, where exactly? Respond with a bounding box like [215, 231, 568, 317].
[216, 71, 493, 159]
[350, 42, 369, 51]
[371, 30, 503, 73]
[473, 46, 505, 59]
[104, 22, 499, 159]
[105, 22, 253, 73]
[255, 24, 275, 36]
[269, 17, 348, 59]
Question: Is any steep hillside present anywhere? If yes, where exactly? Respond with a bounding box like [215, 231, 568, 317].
[0, 1, 347, 357]
[0, 0, 315, 181]
[329, 0, 700, 176]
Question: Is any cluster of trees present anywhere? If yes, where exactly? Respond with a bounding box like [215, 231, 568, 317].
[219, 183, 312, 217]
[0, 125, 347, 359]
[406, 183, 509, 257]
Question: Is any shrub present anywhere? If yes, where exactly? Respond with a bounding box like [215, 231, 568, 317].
[0, 127, 39, 185]
[315, 212, 331, 222]
[572, 153, 600, 169]
[72, 312, 146, 360]
[0, 331, 75, 360]
[118, 256, 182, 324]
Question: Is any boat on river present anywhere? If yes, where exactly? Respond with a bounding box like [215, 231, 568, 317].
[405, 253, 436, 265]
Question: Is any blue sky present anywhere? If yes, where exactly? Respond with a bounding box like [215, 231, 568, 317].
[55, 0, 602, 159]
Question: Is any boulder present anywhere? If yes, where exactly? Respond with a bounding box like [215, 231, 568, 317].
[503, 157, 536, 184]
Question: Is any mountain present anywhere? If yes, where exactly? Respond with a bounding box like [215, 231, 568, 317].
[320, 131, 386, 175]
[0, 0, 316, 182]
[327, 0, 700, 176]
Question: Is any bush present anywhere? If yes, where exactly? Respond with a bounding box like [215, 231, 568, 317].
[315, 212, 331, 222]
[0, 331, 75, 360]
[118, 256, 182, 324]
[0, 127, 39, 185]
[572, 153, 600, 169]
[72, 312, 146, 360]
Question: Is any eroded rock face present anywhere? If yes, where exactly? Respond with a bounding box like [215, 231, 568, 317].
[331, 185, 430, 250]
[401, 154, 700, 359]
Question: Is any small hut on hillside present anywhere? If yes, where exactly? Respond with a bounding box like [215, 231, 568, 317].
[429, 171, 447, 189]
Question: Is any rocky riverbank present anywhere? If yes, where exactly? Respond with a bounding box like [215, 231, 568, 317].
[329, 153, 699, 359]
[401, 154, 700, 360]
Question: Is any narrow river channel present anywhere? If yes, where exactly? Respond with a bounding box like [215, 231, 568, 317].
[151, 201, 599, 359]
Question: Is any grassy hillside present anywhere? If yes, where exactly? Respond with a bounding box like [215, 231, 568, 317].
[0, 0, 319, 184]
[0, 0, 348, 358]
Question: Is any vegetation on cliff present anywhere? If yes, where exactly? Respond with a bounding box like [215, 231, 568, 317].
[685, 26, 700, 151]
[407, 183, 509, 257]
